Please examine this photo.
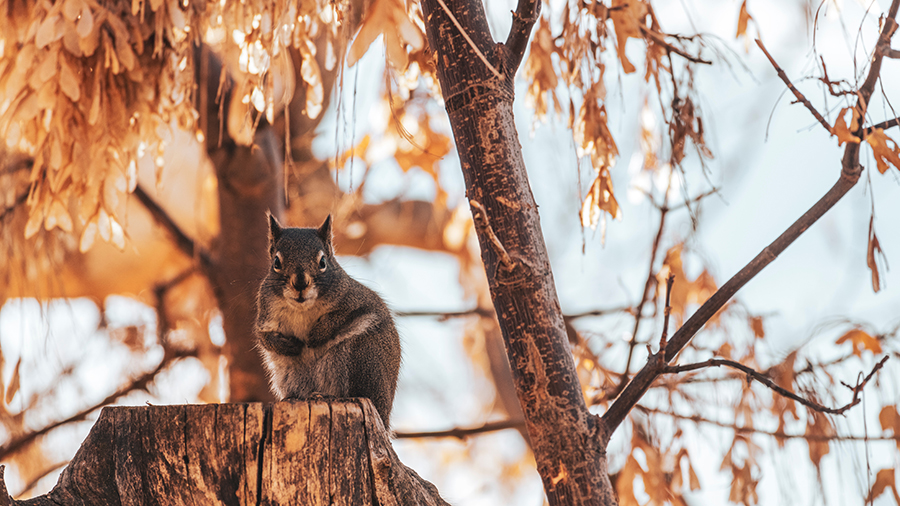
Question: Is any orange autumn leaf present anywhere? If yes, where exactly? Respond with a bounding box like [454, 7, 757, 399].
[609, 0, 649, 74]
[865, 128, 900, 174]
[524, 20, 562, 122]
[348, 0, 424, 70]
[880, 405, 900, 450]
[835, 328, 882, 357]
[580, 168, 621, 231]
[805, 412, 834, 469]
[735, 1, 752, 39]
[659, 245, 719, 326]
[868, 468, 900, 504]
[832, 107, 861, 146]
[749, 315, 765, 339]
[393, 123, 452, 181]
[867, 216, 887, 293]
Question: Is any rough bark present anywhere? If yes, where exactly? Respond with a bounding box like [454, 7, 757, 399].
[419, 0, 612, 504]
[2, 401, 447, 506]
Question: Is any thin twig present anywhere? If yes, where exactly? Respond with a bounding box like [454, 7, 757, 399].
[635, 405, 900, 442]
[663, 188, 720, 212]
[664, 355, 888, 415]
[640, 26, 712, 65]
[394, 418, 525, 440]
[615, 178, 671, 396]
[469, 200, 516, 270]
[865, 116, 900, 134]
[658, 273, 675, 357]
[755, 39, 832, 134]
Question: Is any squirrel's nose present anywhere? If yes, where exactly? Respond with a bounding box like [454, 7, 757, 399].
[290, 274, 307, 292]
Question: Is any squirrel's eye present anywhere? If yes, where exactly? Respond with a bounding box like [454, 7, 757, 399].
[273, 253, 283, 272]
[318, 252, 327, 272]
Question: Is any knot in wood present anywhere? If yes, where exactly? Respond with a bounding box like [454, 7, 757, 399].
[494, 255, 532, 286]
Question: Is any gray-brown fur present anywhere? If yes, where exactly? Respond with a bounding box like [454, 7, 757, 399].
[256, 214, 402, 428]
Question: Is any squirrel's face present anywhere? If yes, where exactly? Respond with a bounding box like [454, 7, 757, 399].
[264, 214, 340, 307]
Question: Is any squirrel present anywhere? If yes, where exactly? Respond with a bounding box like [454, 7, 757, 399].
[255, 213, 402, 428]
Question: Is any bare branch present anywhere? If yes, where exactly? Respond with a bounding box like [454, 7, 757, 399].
[664, 355, 888, 415]
[503, 0, 540, 73]
[133, 184, 213, 274]
[0, 348, 195, 460]
[866, 116, 900, 134]
[394, 418, 525, 440]
[842, 2, 900, 177]
[636, 405, 900, 442]
[640, 26, 712, 65]
[755, 39, 832, 134]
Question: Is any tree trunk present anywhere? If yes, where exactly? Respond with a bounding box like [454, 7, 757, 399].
[1, 401, 447, 506]
[196, 46, 281, 403]
[419, 0, 614, 503]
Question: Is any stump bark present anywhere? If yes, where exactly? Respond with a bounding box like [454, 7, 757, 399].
[2, 400, 448, 506]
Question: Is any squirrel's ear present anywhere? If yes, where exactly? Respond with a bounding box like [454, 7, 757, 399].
[317, 214, 333, 253]
[267, 212, 282, 256]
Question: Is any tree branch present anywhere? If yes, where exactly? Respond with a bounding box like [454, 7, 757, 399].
[842, 2, 900, 176]
[635, 405, 900, 442]
[866, 116, 900, 134]
[394, 418, 525, 440]
[0, 348, 195, 461]
[755, 39, 832, 134]
[132, 184, 212, 274]
[504, 0, 541, 72]
[664, 355, 888, 415]
[601, 0, 900, 436]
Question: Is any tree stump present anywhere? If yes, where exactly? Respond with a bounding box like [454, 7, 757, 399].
[2, 400, 448, 506]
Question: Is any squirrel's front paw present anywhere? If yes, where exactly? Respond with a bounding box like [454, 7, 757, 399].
[261, 332, 305, 356]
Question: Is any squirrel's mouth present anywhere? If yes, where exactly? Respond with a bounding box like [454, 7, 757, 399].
[286, 284, 318, 304]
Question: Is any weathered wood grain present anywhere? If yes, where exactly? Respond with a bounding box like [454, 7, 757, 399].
[2, 400, 448, 506]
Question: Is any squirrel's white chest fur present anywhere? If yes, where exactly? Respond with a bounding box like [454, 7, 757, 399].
[258, 296, 379, 399]
[258, 295, 324, 341]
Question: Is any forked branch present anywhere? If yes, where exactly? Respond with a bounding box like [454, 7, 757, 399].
[600, 0, 900, 438]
